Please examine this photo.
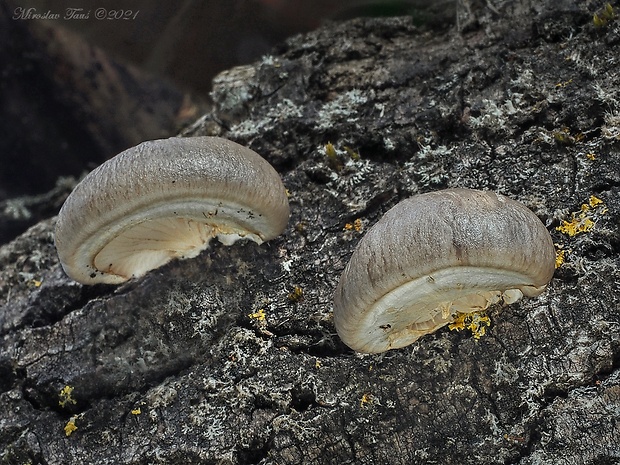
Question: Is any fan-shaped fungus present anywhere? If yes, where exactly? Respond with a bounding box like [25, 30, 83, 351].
[55, 137, 289, 284]
[333, 188, 555, 353]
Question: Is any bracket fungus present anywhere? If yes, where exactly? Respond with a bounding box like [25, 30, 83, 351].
[54, 137, 289, 285]
[333, 188, 555, 353]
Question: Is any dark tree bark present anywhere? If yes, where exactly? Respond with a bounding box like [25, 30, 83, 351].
[1, 1, 619, 464]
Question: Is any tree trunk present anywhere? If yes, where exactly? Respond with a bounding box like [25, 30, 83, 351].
[1, 1, 619, 464]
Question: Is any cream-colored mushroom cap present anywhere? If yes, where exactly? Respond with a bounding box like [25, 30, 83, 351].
[55, 136, 290, 285]
[333, 188, 555, 354]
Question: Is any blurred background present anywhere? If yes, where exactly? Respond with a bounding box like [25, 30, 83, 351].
[4, 0, 454, 93]
[0, 0, 454, 241]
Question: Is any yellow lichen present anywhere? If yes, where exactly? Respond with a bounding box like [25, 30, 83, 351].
[449, 311, 491, 340]
[325, 142, 361, 169]
[131, 401, 146, 415]
[594, 3, 616, 27]
[554, 244, 568, 268]
[360, 393, 372, 407]
[248, 309, 266, 321]
[295, 221, 307, 233]
[288, 286, 304, 303]
[344, 218, 363, 232]
[344, 145, 361, 161]
[59, 385, 76, 408]
[504, 434, 526, 444]
[325, 142, 336, 158]
[64, 419, 77, 437]
[556, 216, 594, 236]
[64, 415, 80, 437]
[556, 195, 607, 237]
[589, 195, 604, 208]
[324, 142, 343, 172]
[552, 127, 579, 144]
[553, 128, 572, 144]
[585, 152, 596, 160]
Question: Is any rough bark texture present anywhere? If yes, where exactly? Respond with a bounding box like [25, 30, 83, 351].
[1, 1, 620, 464]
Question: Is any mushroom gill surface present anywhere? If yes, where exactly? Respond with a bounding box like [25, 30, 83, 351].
[333, 188, 555, 354]
[54, 137, 290, 284]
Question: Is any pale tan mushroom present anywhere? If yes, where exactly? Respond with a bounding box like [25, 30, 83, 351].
[55, 137, 289, 284]
[333, 188, 555, 353]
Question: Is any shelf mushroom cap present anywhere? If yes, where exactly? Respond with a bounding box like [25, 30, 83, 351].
[333, 188, 555, 354]
[54, 136, 290, 285]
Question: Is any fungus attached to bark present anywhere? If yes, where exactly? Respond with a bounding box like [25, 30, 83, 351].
[55, 137, 290, 285]
[333, 188, 555, 354]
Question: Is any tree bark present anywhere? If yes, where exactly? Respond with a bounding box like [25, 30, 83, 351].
[1, 1, 619, 464]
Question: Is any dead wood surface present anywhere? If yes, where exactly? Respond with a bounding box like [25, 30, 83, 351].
[1, 1, 619, 464]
